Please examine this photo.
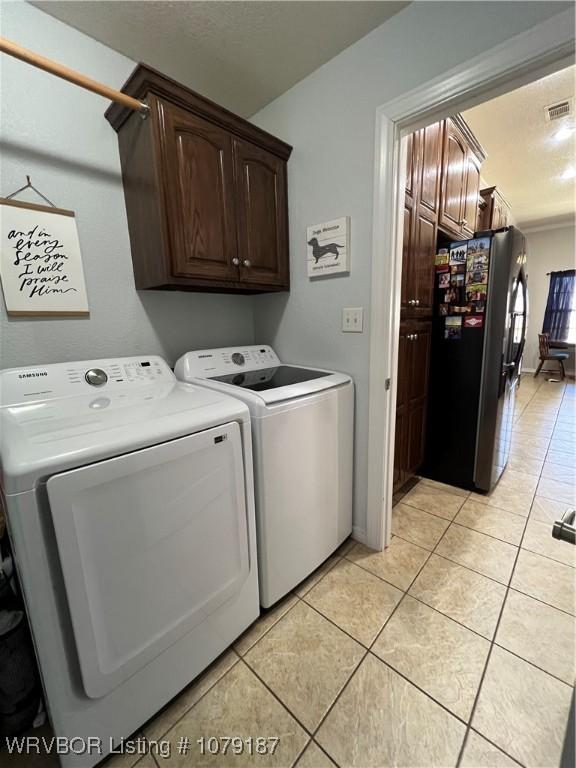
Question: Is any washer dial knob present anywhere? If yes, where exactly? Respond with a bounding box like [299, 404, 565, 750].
[85, 368, 108, 387]
[231, 353, 245, 366]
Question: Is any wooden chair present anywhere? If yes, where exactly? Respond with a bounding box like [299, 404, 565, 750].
[534, 333, 569, 379]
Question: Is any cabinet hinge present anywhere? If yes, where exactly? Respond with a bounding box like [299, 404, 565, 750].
[385, 378, 391, 391]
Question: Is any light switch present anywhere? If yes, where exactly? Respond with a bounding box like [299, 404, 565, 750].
[342, 307, 363, 333]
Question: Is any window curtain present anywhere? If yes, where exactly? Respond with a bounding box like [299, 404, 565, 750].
[542, 269, 576, 341]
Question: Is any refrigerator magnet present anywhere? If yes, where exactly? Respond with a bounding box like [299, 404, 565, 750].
[444, 315, 462, 340]
[466, 284, 487, 302]
[435, 249, 449, 267]
[449, 242, 468, 265]
[464, 316, 484, 329]
[466, 268, 488, 285]
[439, 272, 450, 288]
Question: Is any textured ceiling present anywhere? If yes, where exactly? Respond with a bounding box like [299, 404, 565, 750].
[463, 65, 576, 228]
[31, 1, 409, 117]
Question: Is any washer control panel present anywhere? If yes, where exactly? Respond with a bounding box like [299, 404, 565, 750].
[0, 356, 174, 405]
[177, 345, 281, 378]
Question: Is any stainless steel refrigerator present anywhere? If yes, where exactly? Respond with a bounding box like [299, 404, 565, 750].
[423, 227, 528, 492]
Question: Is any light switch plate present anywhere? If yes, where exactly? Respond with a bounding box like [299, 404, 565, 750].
[342, 307, 363, 333]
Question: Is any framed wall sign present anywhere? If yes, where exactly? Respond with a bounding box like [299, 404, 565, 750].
[0, 198, 89, 316]
[306, 217, 350, 278]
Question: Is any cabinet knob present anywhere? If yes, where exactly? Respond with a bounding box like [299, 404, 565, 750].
[243, 259, 251, 267]
[415, 299, 420, 306]
[232, 258, 240, 266]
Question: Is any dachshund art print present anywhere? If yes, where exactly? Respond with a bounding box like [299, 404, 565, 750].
[307, 237, 345, 264]
[306, 217, 350, 277]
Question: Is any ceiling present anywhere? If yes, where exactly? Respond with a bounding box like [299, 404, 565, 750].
[463, 65, 576, 228]
[32, 1, 409, 117]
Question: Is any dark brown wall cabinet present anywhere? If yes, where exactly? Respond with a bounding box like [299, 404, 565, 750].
[105, 66, 292, 293]
[438, 116, 485, 241]
[477, 186, 511, 231]
[402, 122, 443, 317]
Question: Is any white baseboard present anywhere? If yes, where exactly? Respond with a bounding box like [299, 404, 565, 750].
[352, 525, 367, 545]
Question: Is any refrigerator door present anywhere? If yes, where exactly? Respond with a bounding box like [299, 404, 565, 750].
[474, 228, 526, 491]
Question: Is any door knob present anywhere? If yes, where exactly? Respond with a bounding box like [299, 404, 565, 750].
[243, 259, 251, 267]
[232, 258, 240, 266]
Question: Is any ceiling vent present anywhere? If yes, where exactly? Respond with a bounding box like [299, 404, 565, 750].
[545, 99, 573, 121]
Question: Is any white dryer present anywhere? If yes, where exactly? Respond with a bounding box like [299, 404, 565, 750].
[174, 346, 353, 607]
[0, 356, 259, 766]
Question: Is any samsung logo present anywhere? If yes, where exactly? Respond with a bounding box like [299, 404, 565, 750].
[18, 372, 48, 379]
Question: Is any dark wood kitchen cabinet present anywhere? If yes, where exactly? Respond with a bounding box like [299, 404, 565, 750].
[233, 138, 289, 288]
[394, 320, 432, 489]
[105, 65, 292, 293]
[438, 116, 485, 240]
[401, 122, 442, 317]
[478, 186, 511, 231]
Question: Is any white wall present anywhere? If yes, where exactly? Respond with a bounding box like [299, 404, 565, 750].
[0, 1, 255, 369]
[524, 224, 576, 373]
[250, 1, 573, 537]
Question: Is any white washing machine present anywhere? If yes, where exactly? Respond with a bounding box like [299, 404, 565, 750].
[174, 346, 353, 607]
[0, 356, 259, 766]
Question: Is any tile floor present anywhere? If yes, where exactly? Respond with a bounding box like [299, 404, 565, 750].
[13, 376, 576, 768]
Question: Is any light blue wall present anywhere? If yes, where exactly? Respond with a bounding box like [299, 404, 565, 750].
[0, 1, 255, 369]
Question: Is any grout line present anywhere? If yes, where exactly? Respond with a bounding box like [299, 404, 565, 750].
[137, 652, 242, 742]
[234, 595, 300, 657]
[506, 583, 576, 618]
[455, 374, 569, 768]
[291, 739, 311, 767]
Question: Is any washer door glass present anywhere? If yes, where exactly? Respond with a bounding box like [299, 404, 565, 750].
[47, 422, 249, 699]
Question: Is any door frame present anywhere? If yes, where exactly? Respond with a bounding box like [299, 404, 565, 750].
[365, 9, 575, 550]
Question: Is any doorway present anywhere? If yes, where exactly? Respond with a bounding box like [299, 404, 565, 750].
[365, 8, 574, 551]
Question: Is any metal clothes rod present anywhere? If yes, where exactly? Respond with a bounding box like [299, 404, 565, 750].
[0, 37, 149, 115]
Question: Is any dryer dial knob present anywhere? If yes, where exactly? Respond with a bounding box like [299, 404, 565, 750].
[231, 353, 245, 366]
[85, 368, 108, 387]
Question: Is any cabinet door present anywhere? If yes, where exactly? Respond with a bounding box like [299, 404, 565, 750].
[439, 120, 467, 235]
[412, 214, 437, 314]
[407, 400, 428, 475]
[402, 200, 414, 312]
[233, 138, 289, 289]
[418, 122, 442, 219]
[462, 151, 481, 238]
[406, 322, 431, 474]
[396, 325, 409, 411]
[494, 194, 510, 229]
[408, 324, 431, 404]
[393, 408, 407, 491]
[405, 131, 417, 200]
[394, 326, 410, 491]
[159, 101, 239, 282]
